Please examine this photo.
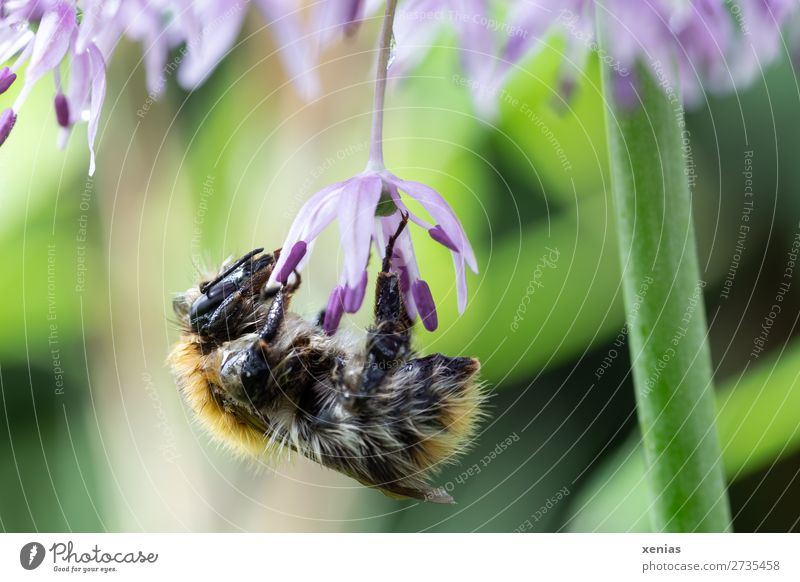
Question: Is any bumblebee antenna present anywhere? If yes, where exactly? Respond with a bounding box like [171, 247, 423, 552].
[200, 248, 264, 293]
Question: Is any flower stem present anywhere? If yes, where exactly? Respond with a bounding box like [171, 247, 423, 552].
[596, 50, 732, 529]
[367, 0, 398, 170]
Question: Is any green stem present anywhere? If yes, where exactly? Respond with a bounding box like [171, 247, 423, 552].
[596, 50, 732, 528]
[366, 0, 398, 171]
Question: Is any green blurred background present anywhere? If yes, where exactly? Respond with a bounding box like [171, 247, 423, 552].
[1, 17, 799, 532]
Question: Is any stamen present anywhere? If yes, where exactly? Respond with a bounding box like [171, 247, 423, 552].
[54, 93, 70, 127]
[0, 109, 17, 146]
[429, 224, 460, 252]
[0, 67, 17, 94]
[412, 279, 438, 331]
[323, 286, 345, 335]
[275, 241, 307, 283]
[343, 270, 368, 313]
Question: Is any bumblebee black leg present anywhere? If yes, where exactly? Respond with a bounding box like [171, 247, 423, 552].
[259, 286, 288, 342]
[225, 286, 289, 408]
[381, 211, 409, 273]
[347, 217, 414, 405]
[260, 269, 301, 303]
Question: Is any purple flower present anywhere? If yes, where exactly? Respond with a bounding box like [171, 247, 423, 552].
[0, 0, 321, 170]
[268, 169, 477, 333]
[497, 0, 797, 107]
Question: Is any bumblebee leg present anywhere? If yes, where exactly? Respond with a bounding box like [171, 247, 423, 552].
[349, 217, 414, 404]
[381, 211, 409, 273]
[225, 286, 289, 407]
[260, 269, 301, 303]
[259, 285, 288, 342]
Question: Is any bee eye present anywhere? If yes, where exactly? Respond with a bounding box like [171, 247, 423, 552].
[190, 280, 237, 320]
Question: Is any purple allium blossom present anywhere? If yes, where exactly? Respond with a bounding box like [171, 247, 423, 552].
[269, 169, 477, 333]
[496, 0, 797, 107]
[0, 0, 319, 171]
[384, 0, 798, 110]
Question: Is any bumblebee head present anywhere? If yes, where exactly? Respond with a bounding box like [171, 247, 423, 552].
[173, 248, 275, 343]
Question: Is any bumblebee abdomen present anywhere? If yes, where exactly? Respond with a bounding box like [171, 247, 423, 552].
[396, 354, 484, 468]
[308, 353, 485, 502]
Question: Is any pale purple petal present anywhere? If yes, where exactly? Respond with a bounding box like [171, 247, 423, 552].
[66, 50, 91, 125]
[254, 0, 320, 99]
[454, 0, 496, 88]
[613, 69, 638, 110]
[25, 2, 76, 82]
[337, 175, 382, 287]
[268, 180, 347, 286]
[86, 43, 107, 176]
[177, 0, 249, 90]
[75, 0, 120, 54]
[389, 176, 477, 272]
[312, 0, 367, 48]
[453, 254, 468, 314]
[390, 0, 446, 80]
[383, 182, 432, 230]
[0, 28, 34, 64]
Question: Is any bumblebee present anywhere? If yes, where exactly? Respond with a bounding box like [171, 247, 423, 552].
[169, 219, 485, 502]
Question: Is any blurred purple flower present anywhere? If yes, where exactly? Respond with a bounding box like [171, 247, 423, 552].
[390, 0, 500, 114]
[178, 0, 319, 99]
[329, 0, 796, 111]
[312, 0, 368, 48]
[0, 0, 320, 170]
[496, 0, 797, 107]
[269, 169, 477, 333]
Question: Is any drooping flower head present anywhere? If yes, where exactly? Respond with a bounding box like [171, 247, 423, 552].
[269, 169, 477, 333]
